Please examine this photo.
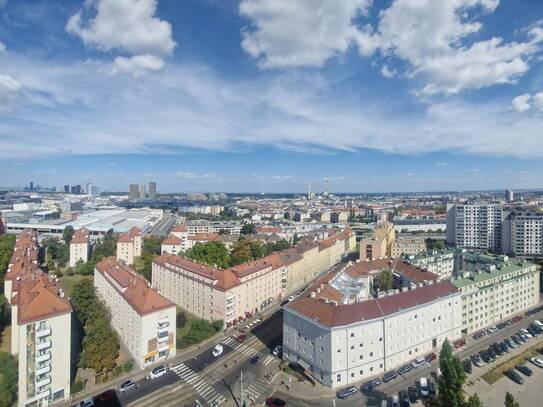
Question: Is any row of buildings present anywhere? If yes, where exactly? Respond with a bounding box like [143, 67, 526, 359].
[152, 228, 357, 326]
[446, 203, 543, 259]
[283, 252, 540, 388]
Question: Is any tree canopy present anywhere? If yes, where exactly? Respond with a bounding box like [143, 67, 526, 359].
[436, 339, 467, 407]
[184, 241, 231, 269]
[0, 351, 17, 407]
[136, 236, 163, 281]
[62, 225, 74, 244]
[0, 234, 15, 293]
[504, 393, 519, 407]
[374, 268, 394, 293]
[240, 223, 257, 235]
[426, 238, 446, 251]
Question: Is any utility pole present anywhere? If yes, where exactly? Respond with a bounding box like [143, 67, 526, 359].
[240, 369, 244, 407]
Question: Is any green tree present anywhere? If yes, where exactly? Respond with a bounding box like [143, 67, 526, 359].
[184, 242, 230, 269]
[284, 212, 291, 220]
[504, 393, 519, 407]
[0, 234, 15, 292]
[241, 223, 256, 235]
[426, 238, 446, 251]
[0, 296, 7, 333]
[467, 394, 483, 407]
[436, 339, 466, 407]
[136, 236, 163, 281]
[230, 239, 253, 266]
[91, 230, 117, 261]
[0, 351, 17, 407]
[63, 225, 75, 244]
[374, 268, 394, 292]
[74, 259, 94, 276]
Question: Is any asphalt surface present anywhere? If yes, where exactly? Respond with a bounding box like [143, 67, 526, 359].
[149, 214, 176, 237]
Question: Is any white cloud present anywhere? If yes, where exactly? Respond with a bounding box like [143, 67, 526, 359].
[239, 0, 372, 68]
[511, 93, 532, 112]
[66, 0, 176, 56]
[533, 92, 543, 110]
[172, 171, 219, 180]
[0, 41, 5, 53]
[112, 54, 164, 77]
[380, 65, 396, 78]
[0, 73, 21, 110]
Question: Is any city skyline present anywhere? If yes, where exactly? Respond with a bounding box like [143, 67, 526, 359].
[1, 1, 543, 191]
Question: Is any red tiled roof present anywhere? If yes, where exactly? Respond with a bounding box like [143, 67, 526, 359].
[70, 228, 90, 244]
[129, 226, 141, 237]
[162, 234, 182, 245]
[256, 226, 282, 234]
[188, 233, 219, 241]
[95, 257, 175, 316]
[172, 224, 188, 233]
[117, 233, 133, 243]
[345, 258, 437, 283]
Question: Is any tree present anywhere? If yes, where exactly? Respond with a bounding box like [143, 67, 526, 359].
[218, 229, 230, 235]
[63, 225, 75, 244]
[0, 351, 17, 407]
[504, 393, 519, 407]
[436, 339, 466, 407]
[91, 230, 117, 261]
[0, 296, 7, 333]
[230, 239, 253, 266]
[136, 236, 163, 281]
[284, 212, 291, 220]
[426, 238, 446, 251]
[467, 394, 483, 407]
[374, 268, 393, 292]
[176, 311, 187, 329]
[184, 242, 231, 269]
[241, 223, 256, 235]
[0, 234, 15, 292]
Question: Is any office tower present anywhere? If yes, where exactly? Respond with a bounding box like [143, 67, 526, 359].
[29, 181, 34, 191]
[446, 203, 505, 252]
[506, 189, 514, 202]
[63, 185, 69, 194]
[86, 183, 93, 196]
[129, 184, 139, 200]
[149, 182, 157, 200]
[70, 186, 76, 194]
[139, 184, 146, 199]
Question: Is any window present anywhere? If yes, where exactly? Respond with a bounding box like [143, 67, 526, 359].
[370, 352, 373, 357]
[351, 345, 354, 350]
[351, 373, 355, 378]
[350, 333, 354, 337]
[337, 349, 341, 353]
[336, 374, 342, 382]
[380, 363, 383, 368]
[360, 369, 363, 375]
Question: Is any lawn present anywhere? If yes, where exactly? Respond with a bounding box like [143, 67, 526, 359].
[60, 274, 93, 297]
[482, 343, 542, 384]
[0, 325, 11, 353]
[175, 308, 223, 349]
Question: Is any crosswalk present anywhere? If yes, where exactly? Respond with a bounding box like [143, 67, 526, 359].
[171, 363, 227, 406]
[243, 377, 270, 404]
[222, 337, 259, 357]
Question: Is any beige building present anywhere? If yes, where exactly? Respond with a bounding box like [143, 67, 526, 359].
[404, 250, 456, 280]
[390, 237, 426, 258]
[359, 222, 396, 261]
[153, 228, 356, 327]
[116, 226, 142, 265]
[69, 228, 90, 267]
[94, 257, 176, 368]
[283, 260, 461, 388]
[6, 230, 72, 407]
[451, 253, 540, 333]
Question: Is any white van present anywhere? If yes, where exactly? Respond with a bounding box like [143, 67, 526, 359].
[534, 320, 543, 327]
[419, 377, 429, 397]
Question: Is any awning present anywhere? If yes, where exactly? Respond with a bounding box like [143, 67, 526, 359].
[297, 358, 311, 370]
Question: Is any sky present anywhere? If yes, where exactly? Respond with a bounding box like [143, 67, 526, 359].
[1, 0, 543, 193]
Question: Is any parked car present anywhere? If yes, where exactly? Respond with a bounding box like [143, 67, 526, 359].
[507, 338, 518, 348]
[419, 377, 429, 397]
[493, 343, 504, 356]
[266, 398, 286, 407]
[428, 379, 437, 396]
[515, 364, 533, 377]
[119, 380, 137, 393]
[361, 378, 382, 392]
[471, 354, 484, 367]
[149, 365, 167, 379]
[412, 356, 425, 368]
[453, 339, 466, 349]
[383, 370, 398, 382]
[398, 364, 413, 375]
[488, 326, 498, 333]
[236, 334, 246, 343]
[74, 399, 94, 407]
[250, 355, 260, 365]
[527, 326, 538, 337]
[337, 386, 357, 399]
[505, 370, 524, 385]
[408, 386, 418, 403]
[399, 390, 410, 407]
[480, 350, 491, 363]
[212, 344, 224, 357]
[272, 345, 283, 357]
[93, 390, 117, 406]
[497, 322, 507, 329]
[426, 352, 437, 362]
[391, 395, 400, 407]
[520, 329, 533, 339]
[463, 359, 472, 374]
[530, 357, 543, 368]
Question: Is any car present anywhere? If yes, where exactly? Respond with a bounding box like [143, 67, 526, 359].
[212, 344, 224, 357]
[500, 342, 509, 353]
[534, 320, 543, 328]
[505, 370, 524, 385]
[408, 386, 418, 403]
[527, 326, 538, 336]
[337, 386, 357, 399]
[463, 359, 472, 374]
[428, 379, 437, 396]
[383, 370, 398, 382]
[426, 352, 437, 362]
[419, 377, 429, 397]
[119, 380, 137, 393]
[453, 339, 465, 349]
[507, 338, 518, 349]
[497, 322, 507, 329]
[250, 354, 260, 365]
[236, 334, 246, 343]
[74, 398, 94, 407]
[272, 345, 283, 357]
[488, 326, 498, 333]
[412, 356, 425, 368]
[288, 295, 296, 302]
[399, 390, 410, 407]
[398, 364, 413, 375]
[391, 395, 400, 407]
[361, 378, 382, 392]
[520, 329, 533, 339]
[471, 354, 484, 367]
[265, 398, 286, 407]
[480, 351, 491, 363]
[515, 364, 533, 377]
[530, 357, 543, 368]
[493, 343, 504, 356]
[93, 390, 117, 406]
[149, 365, 166, 379]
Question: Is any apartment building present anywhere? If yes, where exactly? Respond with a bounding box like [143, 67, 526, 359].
[69, 228, 90, 267]
[94, 257, 176, 368]
[359, 222, 396, 261]
[152, 228, 356, 326]
[283, 260, 461, 388]
[446, 203, 505, 252]
[6, 230, 72, 407]
[451, 252, 540, 333]
[116, 226, 142, 265]
[509, 209, 543, 259]
[404, 250, 456, 280]
[390, 237, 426, 258]
[183, 220, 242, 235]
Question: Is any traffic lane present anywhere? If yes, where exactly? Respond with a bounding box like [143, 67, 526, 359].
[117, 371, 178, 406]
[184, 341, 236, 371]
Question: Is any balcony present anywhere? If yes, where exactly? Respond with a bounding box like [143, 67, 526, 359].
[36, 364, 51, 376]
[158, 335, 169, 344]
[35, 352, 51, 364]
[36, 341, 52, 351]
[157, 316, 169, 325]
[36, 376, 51, 388]
[36, 327, 51, 338]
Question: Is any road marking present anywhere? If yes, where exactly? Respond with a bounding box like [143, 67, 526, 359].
[172, 363, 227, 406]
[263, 355, 274, 365]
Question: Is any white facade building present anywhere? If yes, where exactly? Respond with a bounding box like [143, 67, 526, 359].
[69, 228, 90, 267]
[404, 251, 456, 280]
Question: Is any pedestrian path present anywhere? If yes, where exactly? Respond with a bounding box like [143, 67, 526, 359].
[222, 337, 259, 357]
[262, 355, 274, 366]
[171, 363, 227, 406]
[244, 377, 270, 404]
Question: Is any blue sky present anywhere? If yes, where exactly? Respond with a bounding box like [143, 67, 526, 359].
[1, 0, 543, 193]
